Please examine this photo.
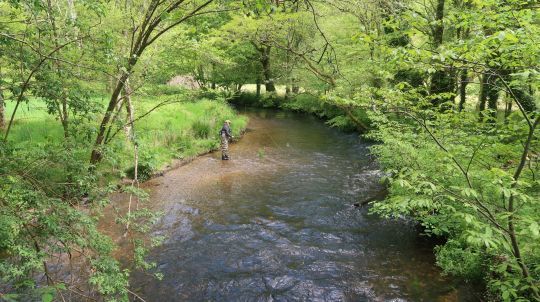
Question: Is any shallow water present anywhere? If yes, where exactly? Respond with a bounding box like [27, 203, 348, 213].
[129, 109, 476, 301]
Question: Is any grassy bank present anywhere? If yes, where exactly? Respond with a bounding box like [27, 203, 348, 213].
[4, 91, 248, 181]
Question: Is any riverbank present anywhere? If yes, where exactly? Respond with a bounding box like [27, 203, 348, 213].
[4, 91, 248, 182]
[229, 92, 371, 133]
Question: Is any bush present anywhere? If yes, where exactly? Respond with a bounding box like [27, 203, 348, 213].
[230, 92, 261, 106]
[229, 92, 281, 108]
[139, 84, 188, 96]
[125, 151, 158, 181]
[0, 142, 139, 301]
[435, 240, 485, 282]
[282, 93, 320, 112]
[196, 89, 226, 100]
[125, 162, 154, 181]
[369, 109, 540, 300]
[259, 93, 280, 108]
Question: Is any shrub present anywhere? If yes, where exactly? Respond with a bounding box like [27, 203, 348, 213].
[230, 92, 260, 106]
[369, 109, 540, 300]
[125, 152, 158, 181]
[140, 84, 187, 96]
[196, 89, 225, 100]
[435, 240, 485, 282]
[125, 162, 154, 181]
[259, 93, 280, 108]
[229, 92, 281, 108]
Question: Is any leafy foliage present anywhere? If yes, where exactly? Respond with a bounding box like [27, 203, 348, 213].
[1, 0, 539, 300]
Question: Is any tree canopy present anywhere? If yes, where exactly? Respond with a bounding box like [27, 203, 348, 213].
[0, 0, 538, 300]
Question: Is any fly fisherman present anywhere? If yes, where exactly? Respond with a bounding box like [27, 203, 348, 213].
[220, 120, 233, 160]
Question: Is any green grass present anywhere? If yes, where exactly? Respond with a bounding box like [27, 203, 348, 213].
[125, 96, 247, 174]
[4, 100, 66, 145]
[2, 93, 248, 180]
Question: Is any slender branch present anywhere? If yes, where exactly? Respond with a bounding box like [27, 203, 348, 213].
[505, 115, 540, 293]
[106, 99, 184, 143]
[391, 109, 502, 227]
[145, 0, 215, 47]
[466, 136, 488, 174]
[439, 186, 509, 234]
[496, 75, 533, 130]
[127, 288, 147, 302]
[3, 35, 86, 141]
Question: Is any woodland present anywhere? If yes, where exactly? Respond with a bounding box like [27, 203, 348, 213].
[0, 0, 538, 301]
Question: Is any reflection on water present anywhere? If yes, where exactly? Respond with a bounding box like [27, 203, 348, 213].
[129, 109, 477, 301]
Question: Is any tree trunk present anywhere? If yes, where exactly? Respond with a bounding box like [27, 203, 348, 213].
[487, 85, 499, 120]
[478, 73, 488, 112]
[211, 62, 216, 89]
[432, 0, 445, 46]
[0, 88, 4, 130]
[67, 0, 77, 22]
[458, 69, 468, 111]
[124, 78, 134, 140]
[292, 77, 299, 93]
[196, 65, 206, 89]
[58, 98, 70, 139]
[261, 46, 275, 92]
[103, 90, 125, 144]
[429, 0, 456, 108]
[91, 70, 131, 164]
[0, 67, 4, 130]
[504, 93, 512, 122]
[256, 78, 261, 97]
[46, 0, 70, 139]
[235, 83, 243, 93]
[506, 115, 540, 299]
[478, 73, 499, 120]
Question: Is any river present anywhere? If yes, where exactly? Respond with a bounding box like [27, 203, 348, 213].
[127, 109, 476, 301]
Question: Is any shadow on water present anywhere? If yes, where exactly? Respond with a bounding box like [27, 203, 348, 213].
[121, 109, 479, 301]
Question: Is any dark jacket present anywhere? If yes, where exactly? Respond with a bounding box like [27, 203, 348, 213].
[220, 124, 232, 139]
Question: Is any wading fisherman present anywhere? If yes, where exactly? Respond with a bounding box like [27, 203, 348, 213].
[220, 120, 233, 160]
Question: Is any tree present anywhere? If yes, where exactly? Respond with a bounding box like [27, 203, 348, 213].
[363, 0, 540, 298]
[90, 0, 224, 164]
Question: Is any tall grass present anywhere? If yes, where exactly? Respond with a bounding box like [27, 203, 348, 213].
[2, 94, 248, 180]
[113, 96, 247, 177]
[191, 120, 211, 139]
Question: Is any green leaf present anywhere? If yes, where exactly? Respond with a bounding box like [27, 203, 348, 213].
[42, 293, 54, 302]
[529, 222, 539, 238]
[502, 290, 510, 301]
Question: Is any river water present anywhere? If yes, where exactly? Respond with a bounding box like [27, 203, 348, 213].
[129, 109, 475, 301]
